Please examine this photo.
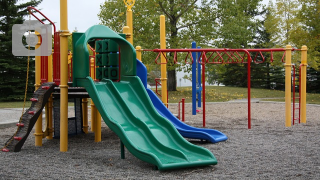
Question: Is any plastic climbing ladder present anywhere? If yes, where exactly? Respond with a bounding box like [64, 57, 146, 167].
[2, 82, 56, 152]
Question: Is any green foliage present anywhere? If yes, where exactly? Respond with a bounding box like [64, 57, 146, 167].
[307, 66, 320, 93]
[295, 0, 320, 69]
[206, 0, 265, 87]
[264, 0, 320, 93]
[213, 0, 264, 48]
[264, 0, 317, 66]
[0, 0, 42, 101]
[250, 17, 286, 90]
[98, 0, 320, 93]
[147, 70, 160, 85]
[264, 0, 300, 46]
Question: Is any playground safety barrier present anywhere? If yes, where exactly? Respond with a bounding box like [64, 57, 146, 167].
[27, 7, 61, 85]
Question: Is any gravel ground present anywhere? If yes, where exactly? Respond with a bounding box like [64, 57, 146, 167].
[0, 102, 319, 179]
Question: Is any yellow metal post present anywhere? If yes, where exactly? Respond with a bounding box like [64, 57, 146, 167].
[136, 46, 142, 62]
[94, 65, 101, 141]
[93, 57, 101, 141]
[48, 51, 53, 82]
[124, 0, 134, 45]
[123, 26, 130, 41]
[46, 97, 53, 139]
[90, 58, 96, 132]
[95, 111, 101, 142]
[82, 98, 89, 133]
[285, 45, 292, 127]
[90, 104, 96, 132]
[46, 52, 54, 139]
[81, 52, 89, 133]
[160, 15, 168, 107]
[300, 45, 308, 123]
[126, 9, 133, 45]
[59, 0, 70, 152]
[34, 31, 43, 146]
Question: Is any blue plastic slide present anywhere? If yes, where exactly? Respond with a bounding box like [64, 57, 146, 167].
[136, 60, 228, 143]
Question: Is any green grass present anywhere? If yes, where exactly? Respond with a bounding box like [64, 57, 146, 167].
[1, 86, 320, 108]
[264, 93, 320, 104]
[160, 86, 285, 103]
[155, 86, 320, 104]
[0, 101, 32, 108]
[0, 101, 75, 108]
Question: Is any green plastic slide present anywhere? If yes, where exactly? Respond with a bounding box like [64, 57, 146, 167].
[77, 77, 217, 170]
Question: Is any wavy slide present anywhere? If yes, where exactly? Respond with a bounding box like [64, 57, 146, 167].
[136, 60, 227, 143]
[77, 77, 217, 170]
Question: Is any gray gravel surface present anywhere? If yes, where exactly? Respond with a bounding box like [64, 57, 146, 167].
[0, 102, 319, 179]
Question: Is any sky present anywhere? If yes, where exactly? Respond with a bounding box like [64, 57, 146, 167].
[19, 0, 106, 32]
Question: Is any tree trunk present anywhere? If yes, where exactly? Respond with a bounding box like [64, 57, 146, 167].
[167, 69, 177, 91]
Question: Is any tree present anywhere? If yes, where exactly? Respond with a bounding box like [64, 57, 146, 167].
[265, 0, 320, 92]
[264, 0, 300, 46]
[214, 0, 264, 48]
[295, 0, 320, 69]
[0, 0, 43, 101]
[98, 0, 217, 91]
[306, 67, 320, 93]
[264, 0, 301, 65]
[249, 9, 286, 90]
[298, 0, 320, 92]
[209, 0, 265, 87]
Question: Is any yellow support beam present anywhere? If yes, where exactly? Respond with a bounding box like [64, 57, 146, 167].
[89, 56, 101, 141]
[123, 26, 130, 41]
[46, 51, 54, 140]
[90, 58, 96, 132]
[90, 104, 96, 132]
[124, 0, 134, 45]
[80, 54, 89, 134]
[160, 15, 168, 107]
[285, 45, 292, 127]
[59, 0, 70, 152]
[34, 31, 43, 146]
[300, 45, 308, 123]
[95, 112, 101, 142]
[82, 98, 89, 133]
[126, 9, 133, 45]
[136, 46, 142, 62]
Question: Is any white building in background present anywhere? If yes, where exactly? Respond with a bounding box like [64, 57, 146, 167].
[176, 70, 192, 87]
[176, 67, 210, 87]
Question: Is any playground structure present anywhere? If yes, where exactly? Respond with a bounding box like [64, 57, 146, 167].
[1, 0, 308, 170]
[1, 1, 228, 170]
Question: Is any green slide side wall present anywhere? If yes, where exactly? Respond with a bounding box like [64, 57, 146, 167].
[72, 25, 136, 86]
